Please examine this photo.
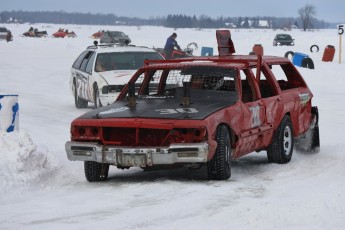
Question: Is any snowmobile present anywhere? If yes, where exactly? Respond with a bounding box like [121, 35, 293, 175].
[154, 42, 198, 59]
[91, 30, 104, 39]
[22, 28, 48, 37]
[52, 29, 77, 38]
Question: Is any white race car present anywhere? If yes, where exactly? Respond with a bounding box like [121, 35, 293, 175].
[70, 43, 164, 108]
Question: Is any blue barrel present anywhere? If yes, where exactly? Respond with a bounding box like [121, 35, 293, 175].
[292, 52, 309, 67]
[201, 47, 214, 56]
[0, 95, 19, 132]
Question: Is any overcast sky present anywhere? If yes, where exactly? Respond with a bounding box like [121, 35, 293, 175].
[1, 0, 344, 23]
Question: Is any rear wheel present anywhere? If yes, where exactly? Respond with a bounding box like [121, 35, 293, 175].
[207, 125, 232, 180]
[73, 80, 88, 108]
[267, 116, 294, 164]
[84, 161, 109, 182]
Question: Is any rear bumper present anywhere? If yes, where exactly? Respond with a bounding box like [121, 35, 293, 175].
[65, 141, 209, 167]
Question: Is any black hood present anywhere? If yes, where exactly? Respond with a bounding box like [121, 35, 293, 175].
[79, 89, 238, 120]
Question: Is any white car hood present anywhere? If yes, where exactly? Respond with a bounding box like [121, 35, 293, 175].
[98, 70, 136, 85]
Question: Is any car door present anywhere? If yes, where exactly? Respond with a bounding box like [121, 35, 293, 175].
[252, 65, 284, 146]
[235, 69, 267, 157]
[74, 51, 96, 102]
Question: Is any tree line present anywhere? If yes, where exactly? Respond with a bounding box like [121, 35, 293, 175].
[0, 10, 332, 30]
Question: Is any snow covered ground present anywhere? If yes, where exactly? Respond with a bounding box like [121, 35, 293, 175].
[0, 23, 345, 230]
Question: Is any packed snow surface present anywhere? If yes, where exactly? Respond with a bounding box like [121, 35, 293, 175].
[0, 23, 345, 229]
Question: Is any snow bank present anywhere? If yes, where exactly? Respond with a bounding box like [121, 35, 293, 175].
[0, 131, 58, 192]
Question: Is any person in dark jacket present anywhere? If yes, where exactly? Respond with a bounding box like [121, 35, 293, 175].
[6, 31, 12, 42]
[164, 33, 181, 59]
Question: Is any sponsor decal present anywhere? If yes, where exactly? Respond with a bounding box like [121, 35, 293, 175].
[99, 107, 129, 115]
[155, 108, 199, 115]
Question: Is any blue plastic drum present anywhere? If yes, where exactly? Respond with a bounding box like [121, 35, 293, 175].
[0, 95, 19, 132]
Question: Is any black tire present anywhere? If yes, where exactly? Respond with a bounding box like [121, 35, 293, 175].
[301, 57, 315, 69]
[84, 161, 109, 182]
[207, 125, 232, 180]
[310, 45, 319, 52]
[267, 116, 294, 164]
[284, 51, 294, 59]
[93, 84, 102, 108]
[73, 80, 88, 108]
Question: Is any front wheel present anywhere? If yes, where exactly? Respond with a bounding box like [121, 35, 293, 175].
[73, 81, 88, 108]
[207, 125, 232, 180]
[94, 85, 102, 108]
[84, 161, 109, 182]
[267, 115, 294, 164]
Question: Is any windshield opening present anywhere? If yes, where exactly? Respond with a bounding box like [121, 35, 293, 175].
[122, 66, 238, 101]
[95, 52, 163, 72]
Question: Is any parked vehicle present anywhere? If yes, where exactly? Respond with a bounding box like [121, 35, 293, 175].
[0, 27, 9, 40]
[70, 42, 164, 109]
[100, 31, 131, 44]
[66, 30, 319, 182]
[273, 33, 295, 46]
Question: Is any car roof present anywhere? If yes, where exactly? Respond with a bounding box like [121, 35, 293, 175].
[143, 55, 289, 70]
[275, 33, 292, 37]
[86, 44, 158, 53]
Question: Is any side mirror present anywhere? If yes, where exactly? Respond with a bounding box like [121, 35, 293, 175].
[93, 40, 98, 46]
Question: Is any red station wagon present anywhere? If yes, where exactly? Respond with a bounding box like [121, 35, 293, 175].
[65, 30, 320, 181]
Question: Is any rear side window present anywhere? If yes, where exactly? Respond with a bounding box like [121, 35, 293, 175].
[85, 52, 96, 74]
[72, 51, 88, 69]
[80, 51, 94, 72]
[268, 63, 307, 91]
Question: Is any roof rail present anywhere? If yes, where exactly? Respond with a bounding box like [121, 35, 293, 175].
[87, 42, 149, 50]
[144, 55, 263, 66]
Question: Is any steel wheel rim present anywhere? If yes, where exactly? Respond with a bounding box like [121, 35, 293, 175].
[225, 139, 231, 167]
[283, 126, 292, 155]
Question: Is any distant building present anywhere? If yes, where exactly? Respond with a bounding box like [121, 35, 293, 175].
[7, 17, 22, 24]
[239, 19, 270, 29]
[225, 22, 236, 28]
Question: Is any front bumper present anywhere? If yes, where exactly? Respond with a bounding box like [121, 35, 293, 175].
[65, 141, 209, 167]
[99, 92, 119, 106]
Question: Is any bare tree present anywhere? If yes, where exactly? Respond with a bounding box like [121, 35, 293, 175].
[298, 4, 316, 31]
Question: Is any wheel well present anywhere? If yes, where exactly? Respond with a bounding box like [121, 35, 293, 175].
[92, 82, 98, 102]
[217, 123, 237, 148]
